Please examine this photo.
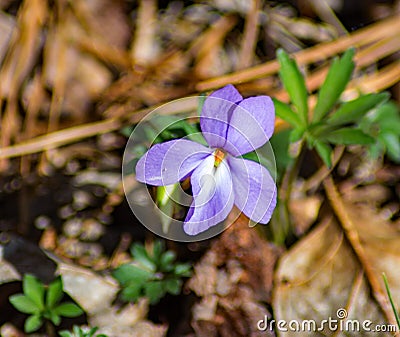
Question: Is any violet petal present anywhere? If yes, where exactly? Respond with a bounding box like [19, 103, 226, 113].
[184, 156, 234, 235]
[135, 139, 212, 186]
[200, 84, 243, 149]
[224, 96, 275, 156]
[228, 156, 276, 224]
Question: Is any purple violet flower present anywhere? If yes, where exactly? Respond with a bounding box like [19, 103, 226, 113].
[136, 84, 277, 235]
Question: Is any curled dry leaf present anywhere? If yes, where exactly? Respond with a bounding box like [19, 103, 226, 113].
[0, 246, 20, 284]
[90, 301, 167, 337]
[273, 214, 394, 336]
[57, 262, 119, 315]
[188, 213, 280, 337]
[289, 194, 322, 235]
[342, 200, 400, 308]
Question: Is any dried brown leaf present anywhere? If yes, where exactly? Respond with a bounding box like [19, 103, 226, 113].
[56, 262, 119, 315]
[0, 246, 20, 284]
[273, 218, 388, 337]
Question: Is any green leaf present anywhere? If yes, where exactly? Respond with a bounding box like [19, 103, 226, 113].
[50, 311, 61, 326]
[165, 278, 182, 295]
[328, 92, 389, 125]
[144, 281, 166, 304]
[373, 102, 400, 133]
[160, 251, 176, 271]
[289, 128, 305, 143]
[74, 325, 84, 337]
[273, 98, 302, 127]
[58, 331, 71, 337]
[9, 294, 40, 314]
[277, 49, 308, 125]
[321, 128, 375, 145]
[120, 283, 142, 302]
[23, 274, 45, 310]
[25, 314, 43, 333]
[314, 140, 332, 167]
[88, 327, 99, 336]
[46, 277, 63, 308]
[174, 263, 192, 277]
[313, 48, 355, 122]
[269, 129, 294, 180]
[54, 302, 83, 317]
[152, 241, 164, 262]
[380, 132, 400, 163]
[131, 244, 156, 272]
[112, 264, 153, 285]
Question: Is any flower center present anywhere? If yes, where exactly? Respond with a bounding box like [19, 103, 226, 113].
[213, 148, 226, 168]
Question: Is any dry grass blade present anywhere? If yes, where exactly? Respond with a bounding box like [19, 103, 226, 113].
[131, 0, 159, 67]
[196, 14, 400, 91]
[1, 15, 399, 160]
[0, 0, 47, 169]
[237, 0, 261, 70]
[0, 97, 200, 159]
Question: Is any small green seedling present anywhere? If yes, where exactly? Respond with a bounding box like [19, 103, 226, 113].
[276, 48, 393, 167]
[59, 325, 108, 337]
[112, 240, 192, 304]
[9, 274, 83, 333]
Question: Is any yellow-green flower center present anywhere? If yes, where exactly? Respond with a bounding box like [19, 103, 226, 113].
[213, 149, 226, 167]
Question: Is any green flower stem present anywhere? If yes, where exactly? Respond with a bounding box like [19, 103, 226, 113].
[273, 141, 305, 245]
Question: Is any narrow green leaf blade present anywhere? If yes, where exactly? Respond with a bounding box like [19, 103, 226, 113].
[58, 331, 71, 337]
[54, 302, 84, 317]
[289, 128, 305, 143]
[46, 277, 63, 308]
[328, 92, 390, 125]
[9, 294, 40, 314]
[277, 49, 308, 125]
[273, 98, 302, 127]
[380, 132, 400, 163]
[313, 48, 355, 122]
[382, 273, 400, 331]
[314, 140, 332, 167]
[322, 128, 375, 145]
[373, 101, 400, 133]
[23, 274, 45, 310]
[24, 314, 43, 333]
